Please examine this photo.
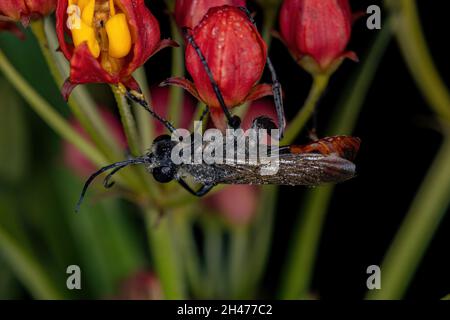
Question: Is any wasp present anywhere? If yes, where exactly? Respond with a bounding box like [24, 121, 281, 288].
[75, 8, 360, 212]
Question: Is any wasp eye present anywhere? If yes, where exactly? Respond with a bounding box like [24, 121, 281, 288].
[152, 166, 175, 183]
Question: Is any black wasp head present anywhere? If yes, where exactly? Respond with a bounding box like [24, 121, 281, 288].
[151, 135, 177, 184]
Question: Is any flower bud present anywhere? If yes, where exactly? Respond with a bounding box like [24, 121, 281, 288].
[164, 6, 273, 130]
[56, 0, 177, 100]
[0, 0, 56, 26]
[174, 0, 246, 29]
[279, 0, 357, 74]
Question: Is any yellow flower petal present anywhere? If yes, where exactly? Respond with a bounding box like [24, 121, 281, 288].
[105, 13, 132, 58]
[72, 20, 100, 58]
[109, 0, 116, 16]
[81, 0, 95, 25]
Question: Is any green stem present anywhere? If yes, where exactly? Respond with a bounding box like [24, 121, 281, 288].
[367, 134, 450, 300]
[278, 22, 393, 299]
[262, 3, 279, 46]
[279, 185, 334, 299]
[246, 185, 278, 297]
[174, 211, 205, 298]
[282, 74, 330, 145]
[112, 85, 141, 157]
[204, 218, 225, 298]
[145, 208, 186, 299]
[132, 67, 155, 152]
[228, 226, 249, 299]
[33, 18, 122, 159]
[385, 0, 450, 122]
[0, 50, 107, 167]
[0, 226, 63, 299]
[168, 20, 185, 128]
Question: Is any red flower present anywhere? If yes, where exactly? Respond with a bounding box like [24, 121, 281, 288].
[0, 0, 56, 26]
[164, 6, 272, 130]
[56, 0, 177, 100]
[174, 0, 246, 29]
[63, 108, 127, 177]
[279, 0, 357, 74]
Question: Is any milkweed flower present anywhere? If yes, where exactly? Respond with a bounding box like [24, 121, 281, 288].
[0, 0, 56, 26]
[164, 6, 272, 130]
[174, 0, 246, 29]
[279, 0, 357, 74]
[56, 0, 177, 100]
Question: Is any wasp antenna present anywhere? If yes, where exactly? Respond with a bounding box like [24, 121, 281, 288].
[75, 158, 147, 213]
[125, 90, 176, 133]
[238, 6, 286, 139]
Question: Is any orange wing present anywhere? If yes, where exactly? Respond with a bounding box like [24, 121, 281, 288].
[289, 136, 361, 161]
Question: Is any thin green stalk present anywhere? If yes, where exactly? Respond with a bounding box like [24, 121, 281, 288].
[0, 50, 107, 167]
[0, 226, 63, 299]
[34, 18, 122, 159]
[112, 85, 141, 157]
[249, 186, 278, 292]
[279, 185, 334, 299]
[282, 74, 330, 145]
[133, 67, 155, 151]
[145, 208, 186, 299]
[203, 218, 225, 298]
[174, 211, 205, 298]
[262, 3, 279, 46]
[385, 0, 450, 122]
[279, 21, 393, 299]
[168, 20, 185, 128]
[367, 134, 450, 300]
[228, 226, 249, 299]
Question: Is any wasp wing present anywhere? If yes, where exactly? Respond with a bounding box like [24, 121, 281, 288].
[179, 153, 356, 186]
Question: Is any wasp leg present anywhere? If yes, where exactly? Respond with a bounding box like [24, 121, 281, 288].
[183, 28, 241, 130]
[177, 178, 214, 197]
[238, 6, 285, 139]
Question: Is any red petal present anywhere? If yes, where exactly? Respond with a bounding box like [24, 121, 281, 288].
[0, 1, 27, 21]
[244, 84, 274, 103]
[122, 76, 141, 93]
[342, 50, 359, 62]
[61, 79, 78, 101]
[161, 77, 201, 101]
[55, 0, 73, 60]
[67, 43, 118, 93]
[120, 0, 163, 78]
